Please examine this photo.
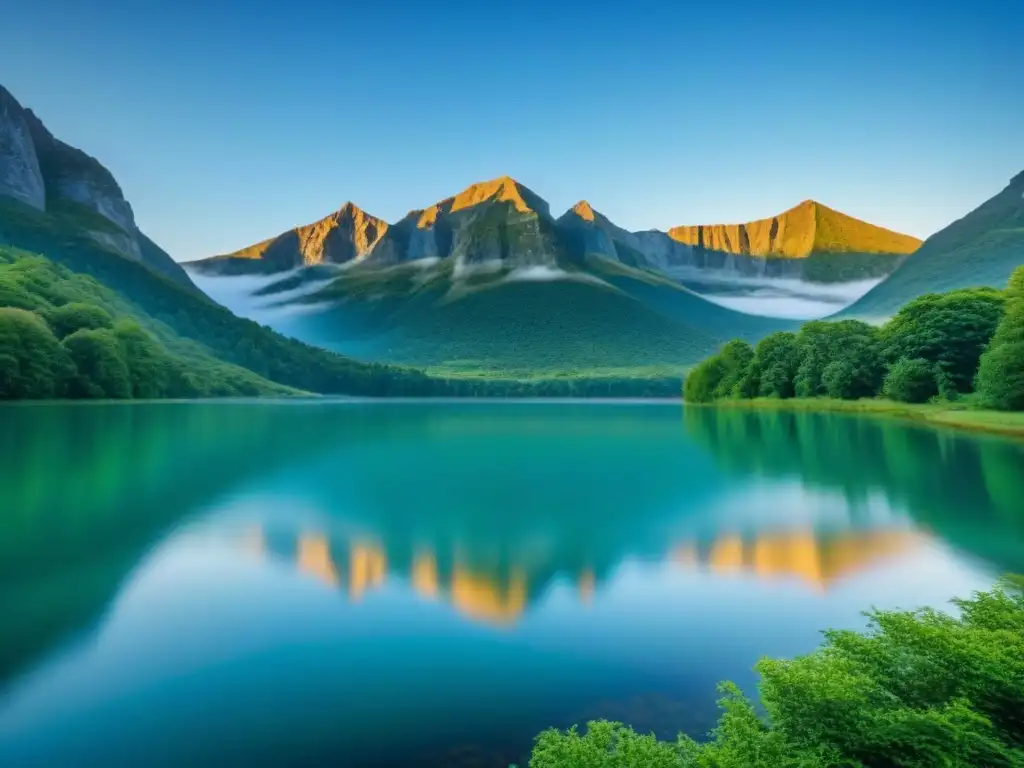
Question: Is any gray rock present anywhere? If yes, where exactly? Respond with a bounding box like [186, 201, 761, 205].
[0, 86, 46, 210]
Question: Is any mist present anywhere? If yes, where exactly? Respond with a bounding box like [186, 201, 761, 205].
[688, 277, 883, 320]
[184, 269, 333, 330]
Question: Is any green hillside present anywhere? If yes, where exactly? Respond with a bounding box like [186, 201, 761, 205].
[271, 254, 788, 377]
[839, 171, 1024, 320]
[0, 197, 450, 396]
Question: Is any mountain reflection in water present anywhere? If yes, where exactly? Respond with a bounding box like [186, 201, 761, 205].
[1, 400, 1022, 768]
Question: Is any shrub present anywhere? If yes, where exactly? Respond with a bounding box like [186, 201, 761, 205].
[530, 581, 1024, 767]
[882, 358, 939, 403]
[0, 307, 75, 398]
[47, 302, 115, 339]
[62, 328, 132, 398]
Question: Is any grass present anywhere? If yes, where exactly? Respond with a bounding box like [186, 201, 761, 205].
[692, 397, 1024, 439]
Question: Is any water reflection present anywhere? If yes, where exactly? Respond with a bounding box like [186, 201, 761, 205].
[0, 401, 1022, 768]
[245, 525, 929, 627]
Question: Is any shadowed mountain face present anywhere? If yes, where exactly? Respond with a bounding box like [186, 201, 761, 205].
[837, 171, 1024, 321]
[0, 85, 194, 289]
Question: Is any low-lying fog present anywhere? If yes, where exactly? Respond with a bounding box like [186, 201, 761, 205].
[682, 276, 882, 319]
[184, 268, 333, 330]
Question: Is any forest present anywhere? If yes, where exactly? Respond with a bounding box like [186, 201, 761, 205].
[684, 267, 1024, 412]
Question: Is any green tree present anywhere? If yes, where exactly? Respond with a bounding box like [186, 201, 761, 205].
[712, 340, 754, 399]
[882, 358, 939, 403]
[62, 328, 132, 398]
[794, 320, 881, 398]
[0, 307, 75, 398]
[975, 267, 1024, 411]
[744, 332, 800, 399]
[113, 319, 171, 398]
[683, 355, 724, 403]
[47, 302, 115, 339]
[880, 289, 1005, 393]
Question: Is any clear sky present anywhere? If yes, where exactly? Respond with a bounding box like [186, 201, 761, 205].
[4, 0, 1022, 262]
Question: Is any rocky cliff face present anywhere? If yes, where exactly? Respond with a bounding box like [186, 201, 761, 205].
[0, 84, 195, 289]
[668, 200, 921, 258]
[0, 87, 46, 210]
[204, 202, 391, 273]
[189, 178, 922, 286]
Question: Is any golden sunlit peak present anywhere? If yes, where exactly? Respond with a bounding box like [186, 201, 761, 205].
[572, 200, 597, 221]
[451, 175, 536, 214]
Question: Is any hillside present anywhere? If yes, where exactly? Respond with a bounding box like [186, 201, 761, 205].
[230, 186, 790, 376]
[838, 171, 1024, 320]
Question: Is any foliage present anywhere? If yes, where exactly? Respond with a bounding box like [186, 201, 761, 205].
[61, 328, 133, 398]
[976, 267, 1024, 410]
[879, 288, 1005, 393]
[683, 276, 1020, 412]
[0, 307, 74, 398]
[47, 301, 114, 339]
[529, 583, 1024, 767]
[739, 332, 800, 399]
[881, 358, 938, 403]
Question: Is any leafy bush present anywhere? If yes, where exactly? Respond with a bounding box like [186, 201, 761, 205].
[882, 358, 939, 403]
[529, 582, 1024, 767]
[976, 267, 1024, 411]
[47, 301, 114, 339]
[880, 289, 1005, 393]
[62, 328, 132, 398]
[0, 307, 75, 398]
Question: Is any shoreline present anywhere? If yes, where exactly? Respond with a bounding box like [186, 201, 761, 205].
[688, 397, 1024, 440]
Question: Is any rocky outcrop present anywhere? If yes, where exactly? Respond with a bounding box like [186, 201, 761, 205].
[0, 83, 196, 290]
[193, 202, 390, 274]
[668, 200, 921, 258]
[189, 177, 922, 286]
[0, 87, 45, 210]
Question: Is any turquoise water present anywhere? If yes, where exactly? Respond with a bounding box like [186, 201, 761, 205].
[1, 400, 1023, 767]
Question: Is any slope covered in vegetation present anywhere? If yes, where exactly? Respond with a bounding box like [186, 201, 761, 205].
[839, 171, 1024, 320]
[683, 269, 1021, 412]
[528, 579, 1024, 767]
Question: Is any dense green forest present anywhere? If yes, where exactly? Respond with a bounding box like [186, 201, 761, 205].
[527, 578, 1024, 767]
[684, 267, 1024, 411]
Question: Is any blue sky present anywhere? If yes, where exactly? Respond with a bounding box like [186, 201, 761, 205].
[4, 0, 1021, 261]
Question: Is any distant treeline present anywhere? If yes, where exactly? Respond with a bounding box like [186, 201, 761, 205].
[684, 266, 1024, 411]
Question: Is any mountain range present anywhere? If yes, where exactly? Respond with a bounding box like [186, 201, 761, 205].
[184, 177, 928, 374]
[1, 80, 1021, 387]
[190, 178, 921, 285]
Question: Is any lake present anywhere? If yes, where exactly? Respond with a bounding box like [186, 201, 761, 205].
[1, 400, 1023, 767]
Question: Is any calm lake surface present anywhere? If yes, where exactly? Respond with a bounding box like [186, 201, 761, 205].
[1, 400, 1023, 767]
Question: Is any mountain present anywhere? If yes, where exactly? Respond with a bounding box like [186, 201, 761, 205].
[197, 202, 390, 275]
[666, 200, 921, 284]
[191, 185, 920, 287]
[0, 86, 195, 290]
[192, 177, 790, 376]
[838, 171, 1024, 321]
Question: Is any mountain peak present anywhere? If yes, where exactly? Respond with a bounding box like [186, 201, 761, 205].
[571, 200, 597, 222]
[449, 176, 548, 217]
[668, 201, 920, 258]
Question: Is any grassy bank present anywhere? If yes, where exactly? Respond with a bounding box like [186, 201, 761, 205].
[690, 397, 1024, 439]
